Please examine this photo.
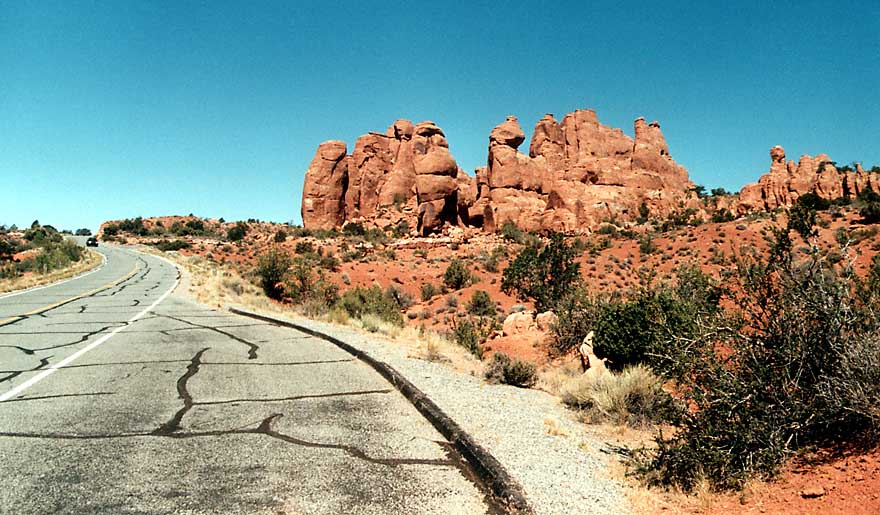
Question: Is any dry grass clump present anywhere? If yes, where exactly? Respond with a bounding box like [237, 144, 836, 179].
[537, 358, 584, 395]
[0, 249, 102, 294]
[559, 365, 671, 428]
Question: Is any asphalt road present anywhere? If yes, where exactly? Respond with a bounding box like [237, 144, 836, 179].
[0, 241, 492, 514]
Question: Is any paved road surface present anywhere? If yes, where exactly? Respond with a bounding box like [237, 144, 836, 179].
[0, 242, 491, 514]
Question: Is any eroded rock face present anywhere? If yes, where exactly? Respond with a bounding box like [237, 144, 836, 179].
[480, 110, 694, 232]
[302, 119, 464, 235]
[301, 141, 350, 230]
[736, 146, 877, 213]
[302, 108, 695, 234]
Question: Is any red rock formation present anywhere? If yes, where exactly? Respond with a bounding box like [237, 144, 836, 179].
[302, 108, 695, 234]
[301, 141, 350, 230]
[736, 146, 877, 213]
[301, 119, 464, 235]
[480, 110, 694, 233]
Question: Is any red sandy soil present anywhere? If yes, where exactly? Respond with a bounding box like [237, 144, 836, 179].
[669, 447, 880, 515]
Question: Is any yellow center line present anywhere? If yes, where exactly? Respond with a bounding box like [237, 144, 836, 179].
[0, 264, 141, 327]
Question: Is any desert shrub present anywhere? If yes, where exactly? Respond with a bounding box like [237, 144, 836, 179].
[467, 290, 495, 317]
[501, 232, 581, 312]
[788, 202, 817, 240]
[74, 228, 92, 236]
[420, 283, 438, 302]
[500, 220, 525, 243]
[552, 286, 599, 356]
[638, 233, 657, 255]
[274, 229, 287, 242]
[255, 248, 292, 300]
[859, 189, 880, 223]
[24, 239, 84, 275]
[710, 209, 735, 223]
[796, 192, 831, 211]
[391, 220, 409, 238]
[819, 331, 880, 428]
[283, 255, 339, 308]
[638, 227, 880, 492]
[226, 222, 248, 241]
[385, 285, 415, 311]
[484, 352, 537, 388]
[295, 241, 315, 254]
[443, 258, 473, 290]
[342, 222, 366, 237]
[116, 217, 148, 236]
[338, 285, 404, 326]
[154, 239, 191, 252]
[170, 219, 210, 237]
[451, 317, 490, 358]
[559, 365, 673, 427]
[0, 241, 14, 260]
[102, 224, 119, 237]
[591, 267, 721, 377]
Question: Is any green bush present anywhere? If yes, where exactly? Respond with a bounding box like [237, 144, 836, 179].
[443, 258, 473, 290]
[420, 283, 438, 302]
[484, 352, 537, 388]
[284, 255, 339, 309]
[591, 267, 721, 377]
[22, 239, 85, 275]
[338, 285, 404, 326]
[467, 290, 495, 317]
[256, 248, 292, 300]
[501, 232, 581, 312]
[452, 318, 488, 358]
[154, 239, 191, 252]
[274, 229, 287, 242]
[226, 222, 248, 241]
[710, 209, 735, 223]
[294, 241, 315, 254]
[638, 233, 657, 255]
[74, 228, 92, 236]
[638, 227, 880, 492]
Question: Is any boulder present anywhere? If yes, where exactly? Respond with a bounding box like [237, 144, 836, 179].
[535, 311, 558, 332]
[502, 311, 535, 337]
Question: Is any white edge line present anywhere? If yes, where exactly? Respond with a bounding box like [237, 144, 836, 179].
[0, 250, 108, 300]
[0, 256, 180, 403]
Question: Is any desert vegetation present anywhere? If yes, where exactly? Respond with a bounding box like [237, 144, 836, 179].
[0, 221, 98, 292]
[100, 192, 880, 502]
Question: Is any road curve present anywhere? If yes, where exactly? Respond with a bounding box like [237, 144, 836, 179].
[0, 243, 492, 514]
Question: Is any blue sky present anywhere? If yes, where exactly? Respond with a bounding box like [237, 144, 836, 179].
[1, 1, 878, 231]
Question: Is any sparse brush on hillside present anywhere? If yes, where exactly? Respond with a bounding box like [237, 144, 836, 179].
[632, 214, 880, 492]
[255, 248, 291, 300]
[484, 352, 537, 388]
[0, 224, 87, 280]
[338, 285, 405, 327]
[443, 258, 474, 290]
[501, 232, 581, 312]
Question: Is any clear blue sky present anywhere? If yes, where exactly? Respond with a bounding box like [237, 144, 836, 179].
[2, 1, 878, 231]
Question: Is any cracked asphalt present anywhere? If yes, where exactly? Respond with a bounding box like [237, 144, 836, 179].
[0, 242, 493, 514]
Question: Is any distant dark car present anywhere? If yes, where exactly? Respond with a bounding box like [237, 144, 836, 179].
[86, 237, 98, 247]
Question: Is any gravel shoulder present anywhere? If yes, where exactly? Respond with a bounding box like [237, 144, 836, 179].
[230, 308, 634, 515]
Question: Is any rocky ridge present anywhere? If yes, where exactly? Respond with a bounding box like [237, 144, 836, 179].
[302, 109, 697, 234]
[737, 146, 879, 212]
